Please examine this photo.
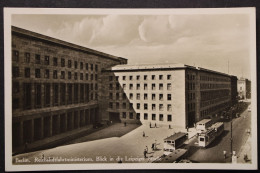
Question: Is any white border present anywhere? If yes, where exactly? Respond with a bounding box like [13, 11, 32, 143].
[4, 8, 257, 171]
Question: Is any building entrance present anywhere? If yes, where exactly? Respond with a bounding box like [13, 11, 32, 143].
[109, 112, 120, 123]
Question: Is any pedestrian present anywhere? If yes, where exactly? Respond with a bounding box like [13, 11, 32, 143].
[169, 125, 171, 129]
[144, 149, 147, 158]
[143, 131, 145, 137]
[244, 154, 248, 162]
[150, 122, 151, 128]
[223, 150, 226, 159]
[151, 143, 154, 151]
[155, 123, 157, 128]
[111, 120, 113, 124]
[124, 122, 126, 127]
[146, 146, 148, 153]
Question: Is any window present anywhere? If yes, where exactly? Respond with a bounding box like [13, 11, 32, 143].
[116, 102, 119, 109]
[44, 56, 49, 65]
[35, 54, 41, 64]
[109, 84, 113, 90]
[109, 76, 113, 81]
[144, 104, 148, 110]
[95, 64, 98, 71]
[13, 82, 19, 93]
[137, 103, 140, 109]
[13, 50, 19, 62]
[68, 60, 72, 68]
[159, 94, 163, 101]
[74, 61, 78, 69]
[91, 84, 93, 90]
[68, 72, 72, 79]
[159, 104, 164, 111]
[24, 83, 31, 109]
[129, 76, 133, 80]
[80, 62, 83, 69]
[152, 75, 155, 80]
[74, 84, 78, 103]
[144, 84, 148, 90]
[129, 84, 133, 90]
[159, 75, 163, 80]
[123, 93, 126, 100]
[91, 74, 93, 80]
[152, 94, 156, 100]
[53, 70, 57, 79]
[136, 113, 140, 120]
[35, 83, 41, 108]
[53, 84, 59, 106]
[122, 112, 126, 118]
[144, 75, 147, 80]
[116, 83, 120, 90]
[91, 64, 93, 70]
[129, 113, 133, 119]
[25, 52, 30, 63]
[95, 84, 98, 90]
[167, 83, 172, 90]
[109, 102, 113, 109]
[44, 69, 49, 78]
[61, 58, 65, 67]
[68, 84, 73, 104]
[123, 84, 126, 89]
[84, 73, 88, 80]
[152, 104, 156, 110]
[53, 57, 58, 66]
[167, 75, 171, 80]
[136, 75, 140, 80]
[109, 93, 113, 99]
[74, 72, 78, 80]
[167, 104, 172, 111]
[129, 93, 133, 100]
[123, 76, 126, 80]
[152, 114, 156, 120]
[80, 84, 84, 102]
[136, 84, 140, 90]
[152, 84, 156, 90]
[86, 63, 89, 70]
[167, 94, 171, 101]
[95, 74, 98, 81]
[44, 84, 51, 107]
[136, 93, 140, 100]
[144, 94, 148, 100]
[116, 93, 119, 100]
[13, 98, 19, 110]
[123, 103, 126, 109]
[159, 114, 164, 121]
[167, 115, 172, 121]
[35, 69, 41, 78]
[25, 68, 30, 78]
[144, 113, 148, 120]
[61, 71, 65, 79]
[159, 83, 163, 90]
[80, 73, 83, 80]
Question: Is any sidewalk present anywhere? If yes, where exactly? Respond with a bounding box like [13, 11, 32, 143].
[237, 133, 251, 163]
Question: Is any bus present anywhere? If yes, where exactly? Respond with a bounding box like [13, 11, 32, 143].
[163, 132, 188, 155]
[196, 119, 213, 133]
[198, 122, 224, 147]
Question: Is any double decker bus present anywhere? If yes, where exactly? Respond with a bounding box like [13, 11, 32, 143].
[196, 119, 213, 133]
[163, 132, 188, 155]
[198, 122, 224, 147]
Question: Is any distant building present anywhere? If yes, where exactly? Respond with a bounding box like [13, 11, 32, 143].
[230, 75, 238, 105]
[102, 64, 232, 130]
[237, 78, 251, 99]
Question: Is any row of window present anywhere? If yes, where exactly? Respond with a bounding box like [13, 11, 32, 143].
[12, 66, 98, 81]
[109, 74, 172, 81]
[109, 102, 172, 111]
[109, 83, 172, 90]
[12, 50, 99, 71]
[200, 75, 230, 82]
[109, 92, 172, 101]
[200, 83, 230, 90]
[200, 89, 230, 101]
[200, 101, 229, 118]
[120, 112, 172, 122]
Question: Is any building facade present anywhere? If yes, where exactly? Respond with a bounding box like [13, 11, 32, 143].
[12, 26, 127, 148]
[237, 78, 251, 99]
[102, 64, 232, 130]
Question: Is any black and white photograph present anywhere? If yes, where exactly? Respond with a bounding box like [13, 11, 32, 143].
[4, 7, 257, 171]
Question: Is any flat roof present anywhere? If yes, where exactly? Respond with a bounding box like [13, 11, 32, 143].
[12, 26, 127, 63]
[153, 149, 187, 163]
[196, 119, 212, 124]
[164, 132, 187, 141]
[211, 122, 224, 129]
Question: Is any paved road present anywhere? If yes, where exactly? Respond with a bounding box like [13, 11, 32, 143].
[188, 107, 251, 163]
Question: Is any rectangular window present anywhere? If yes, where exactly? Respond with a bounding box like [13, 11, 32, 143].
[159, 104, 164, 111]
[167, 83, 172, 90]
[116, 83, 120, 90]
[152, 94, 156, 100]
[159, 83, 163, 90]
[74, 72, 78, 80]
[91, 64, 93, 70]
[123, 84, 126, 90]
[159, 75, 163, 80]
[25, 68, 30, 78]
[13, 50, 19, 62]
[53, 70, 57, 79]
[159, 94, 163, 101]
[123, 103, 126, 109]
[167, 104, 172, 111]
[109, 76, 113, 81]
[95, 64, 98, 71]
[129, 84, 133, 90]
[167, 115, 172, 121]
[35, 69, 41, 78]
[167, 75, 171, 80]
[68, 84, 72, 104]
[109, 93, 113, 99]
[24, 52, 30, 63]
[129, 113, 133, 119]
[13, 98, 19, 110]
[122, 76, 126, 80]
[80, 62, 83, 69]
[85, 73, 88, 80]
[129, 76, 133, 80]
[152, 75, 155, 80]
[74, 61, 78, 69]
[53, 83, 59, 106]
[137, 103, 140, 109]
[86, 63, 89, 70]
[35, 54, 41, 64]
[144, 84, 148, 90]
[44, 84, 51, 107]
[91, 74, 93, 80]
[23, 83, 31, 109]
[74, 84, 78, 103]
[44, 69, 49, 78]
[116, 102, 119, 109]
[68, 60, 71, 68]
[144, 75, 147, 80]
[123, 93, 126, 100]
[109, 84, 113, 90]
[53, 57, 58, 66]
[109, 102, 113, 109]
[35, 83, 41, 108]
[61, 71, 65, 79]
[144, 103, 148, 110]
[136, 84, 140, 90]
[95, 74, 98, 81]
[152, 104, 156, 111]
[122, 112, 126, 119]
[44, 56, 49, 65]
[13, 82, 19, 93]
[167, 94, 171, 101]
[68, 72, 72, 79]
[95, 83, 98, 90]
[136, 75, 140, 80]
[136, 113, 140, 120]
[129, 93, 133, 100]
[152, 114, 156, 120]
[159, 114, 164, 121]
[61, 58, 65, 67]
[80, 73, 83, 80]
[144, 113, 148, 120]
[144, 94, 148, 100]
[116, 93, 119, 100]
[152, 84, 156, 90]
[136, 93, 140, 100]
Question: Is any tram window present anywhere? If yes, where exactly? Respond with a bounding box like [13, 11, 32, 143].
[167, 141, 171, 143]
[200, 138, 204, 141]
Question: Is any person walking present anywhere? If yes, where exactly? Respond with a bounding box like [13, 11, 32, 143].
[151, 143, 154, 151]
[146, 146, 148, 153]
[143, 131, 145, 137]
[150, 122, 151, 128]
[223, 150, 226, 159]
[155, 123, 157, 128]
[144, 149, 147, 158]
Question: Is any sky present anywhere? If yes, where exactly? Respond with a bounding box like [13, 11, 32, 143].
[12, 13, 252, 79]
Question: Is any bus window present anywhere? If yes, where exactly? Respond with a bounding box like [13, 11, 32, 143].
[200, 137, 204, 141]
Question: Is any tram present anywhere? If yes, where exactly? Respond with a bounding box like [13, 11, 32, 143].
[196, 119, 213, 133]
[163, 132, 188, 155]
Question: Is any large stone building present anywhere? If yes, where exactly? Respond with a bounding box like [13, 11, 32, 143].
[237, 78, 251, 99]
[12, 26, 126, 148]
[102, 64, 232, 130]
